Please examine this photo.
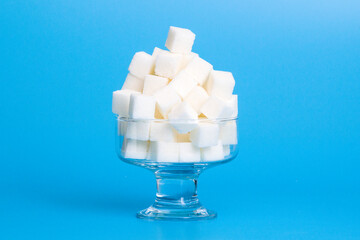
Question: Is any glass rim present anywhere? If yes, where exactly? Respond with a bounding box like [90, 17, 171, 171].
[116, 115, 238, 123]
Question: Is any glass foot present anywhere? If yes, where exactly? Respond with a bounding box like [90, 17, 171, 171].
[137, 205, 216, 221]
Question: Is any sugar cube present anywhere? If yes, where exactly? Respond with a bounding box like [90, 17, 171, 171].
[165, 26, 196, 54]
[129, 94, 156, 119]
[205, 70, 235, 100]
[168, 70, 197, 99]
[128, 51, 155, 79]
[184, 56, 213, 85]
[112, 89, 136, 117]
[219, 121, 237, 145]
[143, 75, 169, 96]
[190, 123, 219, 147]
[178, 143, 201, 162]
[230, 94, 238, 117]
[168, 102, 198, 133]
[121, 73, 144, 92]
[184, 86, 209, 114]
[150, 141, 179, 162]
[152, 47, 167, 59]
[122, 139, 149, 159]
[155, 51, 183, 79]
[126, 121, 151, 141]
[154, 86, 182, 118]
[200, 95, 234, 119]
[150, 122, 176, 142]
[201, 141, 224, 161]
[180, 52, 198, 70]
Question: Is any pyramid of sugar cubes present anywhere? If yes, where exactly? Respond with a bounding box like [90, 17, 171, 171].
[112, 26, 238, 163]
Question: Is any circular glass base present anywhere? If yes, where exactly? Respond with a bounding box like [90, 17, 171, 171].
[136, 205, 217, 221]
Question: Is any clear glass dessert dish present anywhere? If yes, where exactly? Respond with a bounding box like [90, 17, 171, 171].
[115, 117, 239, 221]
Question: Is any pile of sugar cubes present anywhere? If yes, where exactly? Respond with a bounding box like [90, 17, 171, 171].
[112, 26, 238, 163]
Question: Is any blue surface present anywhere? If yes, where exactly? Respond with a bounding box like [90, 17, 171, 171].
[1, 0, 359, 239]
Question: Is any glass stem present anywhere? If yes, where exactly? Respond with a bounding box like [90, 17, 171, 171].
[153, 170, 201, 210]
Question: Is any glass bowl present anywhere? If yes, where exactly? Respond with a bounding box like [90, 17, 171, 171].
[115, 117, 239, 221]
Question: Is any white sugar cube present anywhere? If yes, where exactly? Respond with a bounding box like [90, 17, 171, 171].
[150, 122, 176, 142]
[219, 121, 237, 145]
[168, 102, 198, 133]
[129, 94, 156, 119]
[176, 133, 191, 142]
[205, 70, 235, 100]
[168, 70, 197, 99]
[200, 95, 234, 119]
[184, 56, 213, 85]
[121, 73, 144, 92]
[128, 51, 155, 79]
[143, 75, 169, 96]
[117, 119, 127, 136]
[152, 47, 167, 59]
[125, 121, 151, 141]
[178, 143, 201, 163]
[180, 52, 199, 70]
[190, 123, 219, 148]
[184, 86, 209, 114]
[112, 89, 136, 117]
[230, 94, 238, 117]
[165, 26, 196, 54]
[201, 141, 224, 161]
[223, 145, 230, 157]
[150, 141, 179, 162]
[122, 139, 149, 159]
[155, 51, 183, 79]
[154, 86, 182, 118]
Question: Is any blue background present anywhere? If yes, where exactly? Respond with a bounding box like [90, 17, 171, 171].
[1, 0, 359, 239]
